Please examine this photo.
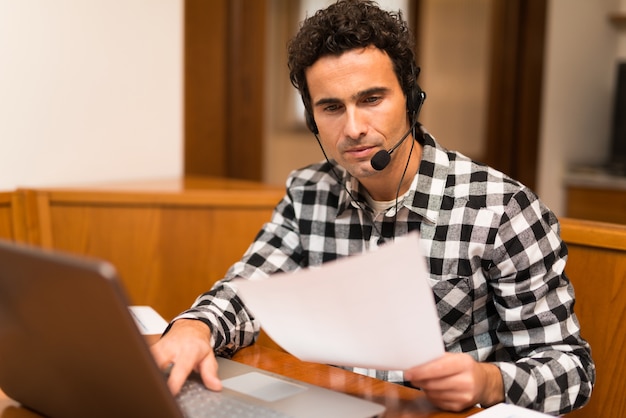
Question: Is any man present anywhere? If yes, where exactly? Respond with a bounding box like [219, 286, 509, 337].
[152, 0, 594, 414]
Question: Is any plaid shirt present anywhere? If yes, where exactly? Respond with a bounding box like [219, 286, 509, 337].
[175, 134, 594, 415]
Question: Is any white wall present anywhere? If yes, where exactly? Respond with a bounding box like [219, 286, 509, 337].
[537, 0, 621, 215]
[0, 0, 183, 190]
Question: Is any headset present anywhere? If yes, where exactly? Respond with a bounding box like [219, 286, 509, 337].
[302, 64, 427, 243]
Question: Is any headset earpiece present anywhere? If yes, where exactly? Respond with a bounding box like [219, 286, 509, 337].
[407, 65, 426, 122]
[305, 109, 319, 135]
[406, 65, 426, 144]
[407, 84, 425, 115]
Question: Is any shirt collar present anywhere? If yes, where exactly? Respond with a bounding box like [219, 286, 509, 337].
[337, 174, 370, 215]
[403, 133, 449, 224]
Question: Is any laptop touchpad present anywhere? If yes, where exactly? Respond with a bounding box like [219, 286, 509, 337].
[222, 372, 307, 402]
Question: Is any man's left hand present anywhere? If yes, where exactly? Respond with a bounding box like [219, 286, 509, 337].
[404, 352, 504, 412]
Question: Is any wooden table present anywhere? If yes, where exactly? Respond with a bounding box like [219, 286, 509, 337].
[231, 345, 481, 418]
[0, 345, 480, 418]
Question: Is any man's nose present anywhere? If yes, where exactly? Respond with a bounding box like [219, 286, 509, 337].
[343, 108, 367, 140]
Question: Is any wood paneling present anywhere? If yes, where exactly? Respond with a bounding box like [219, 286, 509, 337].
[566, 186, 626, 225]
[22, 177, 283, 322]
[184, 0, 266, 181]
[0, 192, 14, 240]
[184, 0, 228, 177]
[560, 218, 626, 418]
[0, 192, 30, 242]
[485, 0, 547, 191]
[226, 0, 266, 180]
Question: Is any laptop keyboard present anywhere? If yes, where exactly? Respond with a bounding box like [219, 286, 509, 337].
[176, 378, 292, 418]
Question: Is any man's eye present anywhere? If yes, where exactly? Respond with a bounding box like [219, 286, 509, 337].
[324, 104, 341, 112]
[364, 96, 381, 104]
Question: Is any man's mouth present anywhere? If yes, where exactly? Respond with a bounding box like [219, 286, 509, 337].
[344, 145, 377, 159]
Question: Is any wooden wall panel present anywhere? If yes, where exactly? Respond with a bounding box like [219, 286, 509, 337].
[484, 0, 547, 191]
[0, 191, 31, 242]
[566, 186, 626, 225]
[560, 218, 626, 418]
[184, 0, 228, 176]
[24, 178, 284, 322]
[0, 192, 14, 240]
[184, 0, 266, 181]
[226, 0, 266, 180]
[46, 204, 273, 320]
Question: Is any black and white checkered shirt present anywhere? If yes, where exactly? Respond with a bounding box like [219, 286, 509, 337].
[175, 134, 595, 415]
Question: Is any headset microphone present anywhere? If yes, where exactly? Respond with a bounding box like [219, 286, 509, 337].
[370, 151, 391, 171]
[370, 124, 415, 171]
[370, 84, 426, 171]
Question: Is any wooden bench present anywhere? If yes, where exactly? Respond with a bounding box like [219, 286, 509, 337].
[6, 178, 284, 322]
[560, 217, 626, 417]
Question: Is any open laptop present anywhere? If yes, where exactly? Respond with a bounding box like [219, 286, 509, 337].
[0, 239, 385, 418]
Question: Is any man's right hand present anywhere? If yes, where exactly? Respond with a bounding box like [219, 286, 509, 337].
[150, 319, 223, 395]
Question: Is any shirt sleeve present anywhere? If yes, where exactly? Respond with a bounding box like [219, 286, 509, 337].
[169, 186, 305, 356]
[489, 188, 595, 415]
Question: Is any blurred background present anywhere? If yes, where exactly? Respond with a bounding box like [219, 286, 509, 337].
[1, 0, 624, 218]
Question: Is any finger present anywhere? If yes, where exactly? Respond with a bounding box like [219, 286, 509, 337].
[167, 358, 196, 396]
[167, 364, 190, 396]
[420, 381, 479, 411]
[405, 360, 442, 382]
[432, 398, 473, 413]
[198, 353, 223, 391]
[415, 372, 475, 392]
[150, 343, 174, 371]
[150, 340, 182, 380]
[405, 353, 470, 382]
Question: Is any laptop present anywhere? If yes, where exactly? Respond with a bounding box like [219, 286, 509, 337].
[0, 239, 385, 418]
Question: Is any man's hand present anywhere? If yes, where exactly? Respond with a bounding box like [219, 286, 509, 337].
[150, 319, 222, 395]
[404, 353, 504, 412]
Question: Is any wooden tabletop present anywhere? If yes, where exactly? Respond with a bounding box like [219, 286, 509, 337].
[0, 344, 481, 418]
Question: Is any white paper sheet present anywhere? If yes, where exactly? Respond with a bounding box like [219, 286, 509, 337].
[231, 232, 444, 371]
[129, 305, 169, 335]
[469, 403, 554, 417]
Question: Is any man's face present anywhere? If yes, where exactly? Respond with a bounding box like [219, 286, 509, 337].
[305, 46, 411, 180]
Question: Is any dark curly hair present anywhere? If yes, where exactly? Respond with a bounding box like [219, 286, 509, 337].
[287, 0, 417, 114]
